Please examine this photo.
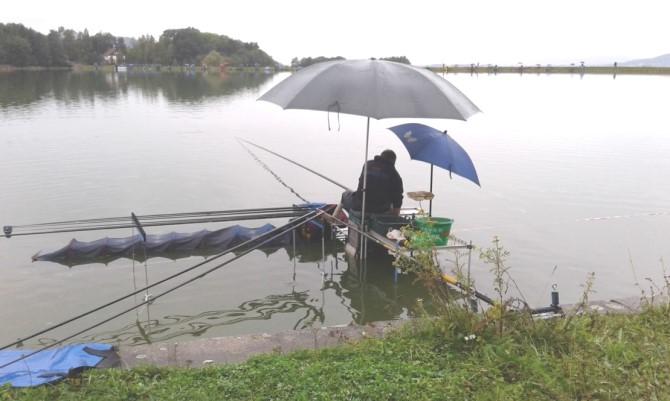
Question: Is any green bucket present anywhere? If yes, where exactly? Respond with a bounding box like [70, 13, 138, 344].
[414, 217, 453, 246]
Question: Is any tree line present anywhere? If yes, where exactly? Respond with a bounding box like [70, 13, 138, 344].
[0, 24, 125, 67]
[0, 23, 277, 68]
[126, 28, 275, 67]
[1, 22, 411, 69]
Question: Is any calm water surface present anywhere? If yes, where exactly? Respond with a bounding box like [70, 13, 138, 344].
[1, 70, 669, 346]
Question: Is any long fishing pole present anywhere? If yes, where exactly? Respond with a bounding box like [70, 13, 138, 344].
[10, 206, 303, 228]
[4, 212, 303, 237]
[0, 209, 320, 352]
[3, 207, 308, 237]
[236, 138, 353, 192]
[0, 210, 324, 370]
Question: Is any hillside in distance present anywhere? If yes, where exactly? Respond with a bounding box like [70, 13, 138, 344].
[0, 23, 277, 68]
[622, 53, 670, 67]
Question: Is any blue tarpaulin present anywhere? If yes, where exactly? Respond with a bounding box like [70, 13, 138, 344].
[0, 343, 113, 388]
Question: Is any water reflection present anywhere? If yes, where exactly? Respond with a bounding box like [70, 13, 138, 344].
[0, 70, 274, 111]
[30, 250, 432, 347]
[341, 254, 430, 323]
[79, 291, 325, 346]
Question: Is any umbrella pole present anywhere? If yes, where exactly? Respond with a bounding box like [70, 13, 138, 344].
[360, 117, 371, 260]
[429, 164, 434, 217]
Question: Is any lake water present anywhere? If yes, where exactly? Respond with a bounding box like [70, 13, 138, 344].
[1, 70, 669, 347]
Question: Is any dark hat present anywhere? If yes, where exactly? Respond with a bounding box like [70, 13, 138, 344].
[380, 149, 397, 164]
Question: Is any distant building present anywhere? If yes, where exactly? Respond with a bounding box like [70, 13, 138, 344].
[103, 48, 124, 65]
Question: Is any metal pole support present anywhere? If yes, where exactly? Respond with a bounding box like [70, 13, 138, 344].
[551, 284, 560, 308]
[131, 212, 147, 242]
[467, 241, 473, 286]
[292, 228, 297, 281]
[359, 117, 371, 261]
[429, 164, 434, 217]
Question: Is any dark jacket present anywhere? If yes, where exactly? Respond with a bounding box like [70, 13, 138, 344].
[352, 156, 403, 213]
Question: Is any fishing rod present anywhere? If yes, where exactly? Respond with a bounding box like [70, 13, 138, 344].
[14, 206, 305, 227]
[0, 210, 325, 370]
[0, 209, 321, 353]
[236, 137, 353, 192]
[3, 206, 309, 238]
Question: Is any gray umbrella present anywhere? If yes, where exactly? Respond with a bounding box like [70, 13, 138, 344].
[259, 60, 480, 251]
[259, 59, 480, 120]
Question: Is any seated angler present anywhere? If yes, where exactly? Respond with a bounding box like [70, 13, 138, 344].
[344, 149, 404, 216]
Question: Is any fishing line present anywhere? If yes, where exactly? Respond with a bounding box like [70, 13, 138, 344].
[576, 210, 670, 222]
[456, 210, 670, 235]
[237, 138, 352, 191]
[237, 139, 310, 203]
[0, 210, 324, 370]
[0, 210, 320, 352]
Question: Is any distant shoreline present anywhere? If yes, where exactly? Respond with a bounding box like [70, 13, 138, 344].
[430, 65, 670, 75]
[0, 64, 282, 73]
[3, 64, 670, 76]
[0, 65, 72, 72]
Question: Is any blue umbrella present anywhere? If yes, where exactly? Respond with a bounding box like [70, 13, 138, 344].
[388, 123, 480, 215]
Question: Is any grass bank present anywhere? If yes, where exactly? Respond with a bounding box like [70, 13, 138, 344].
[3, 305, 669, 400]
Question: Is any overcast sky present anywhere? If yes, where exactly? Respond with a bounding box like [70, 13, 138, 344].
[3, 0, 669, 66]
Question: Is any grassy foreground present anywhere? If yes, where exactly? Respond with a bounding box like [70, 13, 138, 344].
[4, 238, 669, 400]
[2, 305, 670, 401]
